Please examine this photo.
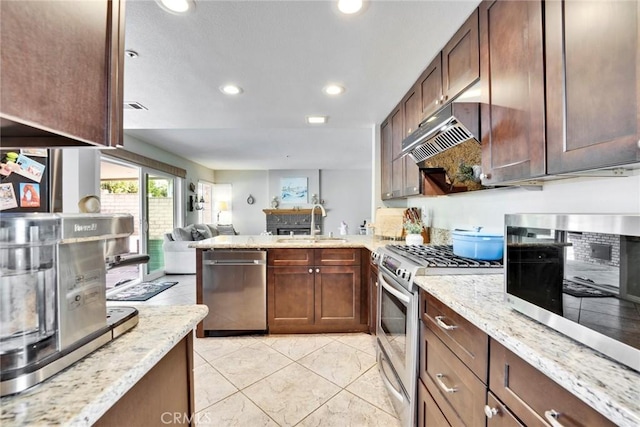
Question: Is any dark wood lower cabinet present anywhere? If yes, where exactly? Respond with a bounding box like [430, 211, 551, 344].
[485, 391, 523, 427]
[419, 291, 618, 427]
[489, 339, 615, 427]
[314, 265, 361, 327]
[95, 333, 194, 426]
[421, 324, 486, 427]
[267, 248, 367, 334]
[417, 378, 452, 427]
[268, 266, 315, 329]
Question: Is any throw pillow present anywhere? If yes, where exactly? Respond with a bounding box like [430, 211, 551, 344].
[171, 225, 194, 241]
[217, 224, 236, 235]
[205, 224, 219, 237]
[191, 228, 206, 241]
[193, 224, 213, 239]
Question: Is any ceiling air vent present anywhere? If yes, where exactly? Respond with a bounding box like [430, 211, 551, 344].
[123, 101, 148, 110]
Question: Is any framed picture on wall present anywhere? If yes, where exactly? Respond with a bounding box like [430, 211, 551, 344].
[280, 177, 307, 204]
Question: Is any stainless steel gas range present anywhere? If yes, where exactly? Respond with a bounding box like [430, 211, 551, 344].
[375, 244, 503, 427]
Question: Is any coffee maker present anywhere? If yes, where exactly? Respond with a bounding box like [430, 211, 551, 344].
[0, 213, 140, 396]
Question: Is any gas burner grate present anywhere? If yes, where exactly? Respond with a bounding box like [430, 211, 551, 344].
[386, 244, 503, 268]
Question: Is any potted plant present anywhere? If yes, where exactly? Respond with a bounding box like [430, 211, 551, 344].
[403, 219, 424, 245]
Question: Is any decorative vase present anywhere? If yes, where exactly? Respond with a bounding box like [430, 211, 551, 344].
[405, 233, 424, 245]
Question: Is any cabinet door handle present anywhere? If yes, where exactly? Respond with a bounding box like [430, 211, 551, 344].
[308, 268, 313, 273]
[315, 268, 320, 273]
[435, 373, 457, 393]
[435, 315, 458, 330]
[544, 410, 566, 427]
[484, 405, 499, 419]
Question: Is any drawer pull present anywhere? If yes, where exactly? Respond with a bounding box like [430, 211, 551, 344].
[435, 315, 458, 331]
[544, 410, 565, 427]
[435, 373, 457, 393]
[484, 405, 499, 419]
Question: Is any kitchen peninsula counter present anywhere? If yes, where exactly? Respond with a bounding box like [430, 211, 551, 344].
[414, 274, 640, 427]
[0, 304, 208, 426]
[189, 234, 389, 252]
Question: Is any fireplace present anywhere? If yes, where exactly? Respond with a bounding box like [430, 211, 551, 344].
[263, 209, 323, 236]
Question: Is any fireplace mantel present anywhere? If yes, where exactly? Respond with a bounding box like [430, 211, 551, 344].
[263, 209, 328, 215]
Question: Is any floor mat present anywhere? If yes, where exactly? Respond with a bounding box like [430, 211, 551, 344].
[563, 281, 614, 298]
[107, 281, 178, 301]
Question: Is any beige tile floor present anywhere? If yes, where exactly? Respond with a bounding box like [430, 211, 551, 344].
[132, 274, 401, 427]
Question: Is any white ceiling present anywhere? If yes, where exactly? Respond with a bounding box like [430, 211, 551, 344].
[122, 0, 480, 171]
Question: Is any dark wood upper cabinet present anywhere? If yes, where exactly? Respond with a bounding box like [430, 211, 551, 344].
[379, 8, 479, 199]
[545, 0, 640, 173]
[404, 88, 422, 138]
[442, 9, 480, 103]
[0, 0, 124, 148]
[381, 118, 393, 200]
[391, 106, 405, 198]
[418, 10, 479, 124]
[479, 0, 546, 184]
[380, 103, 410, 200]
[419, 54, 444, 121]
[402, 89, 422, 196]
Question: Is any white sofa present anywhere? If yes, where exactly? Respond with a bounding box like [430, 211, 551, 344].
[162, 224, 236, 274]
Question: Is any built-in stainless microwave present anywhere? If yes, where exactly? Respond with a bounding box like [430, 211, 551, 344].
[505, 214, 640, 372]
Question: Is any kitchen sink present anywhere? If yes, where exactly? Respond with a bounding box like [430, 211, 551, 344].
[275, 237, 348, 244]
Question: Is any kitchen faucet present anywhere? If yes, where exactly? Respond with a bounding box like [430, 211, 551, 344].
[310, 204, 327, 237]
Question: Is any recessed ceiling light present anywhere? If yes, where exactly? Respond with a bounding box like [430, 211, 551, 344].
[125, 50, 138, 59]
[306, 116, 328, 124]
[323, 84, 345, 96]
[156, 0, 195, 14]
[337, 0, 363, 14]
[220, 84, 243, 95]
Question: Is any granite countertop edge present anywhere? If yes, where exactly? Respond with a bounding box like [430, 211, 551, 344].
[414, 274, 640, 427]
[0, 304, 209, 427]
[188, 235, 389, 252]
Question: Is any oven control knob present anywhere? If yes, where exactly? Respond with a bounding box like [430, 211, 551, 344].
[396, 268, 409, 279]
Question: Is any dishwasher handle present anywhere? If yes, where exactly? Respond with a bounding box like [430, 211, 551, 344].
[204, 259, 266, 266]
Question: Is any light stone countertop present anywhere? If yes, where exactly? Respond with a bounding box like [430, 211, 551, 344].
[414, 274, 640, 427]
[189, 234, 391, 252]
[0, 304, 208, 426]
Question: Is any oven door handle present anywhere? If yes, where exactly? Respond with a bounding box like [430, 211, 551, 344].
[380, 276, 411, 304]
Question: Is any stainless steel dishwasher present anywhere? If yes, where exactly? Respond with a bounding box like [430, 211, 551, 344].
[202, 249, 267, 335]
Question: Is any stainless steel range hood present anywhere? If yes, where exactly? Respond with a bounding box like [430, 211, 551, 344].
[401, 84, 481, 166]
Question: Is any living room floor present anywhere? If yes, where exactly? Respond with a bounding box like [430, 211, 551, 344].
[136, 274, 401, 427]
